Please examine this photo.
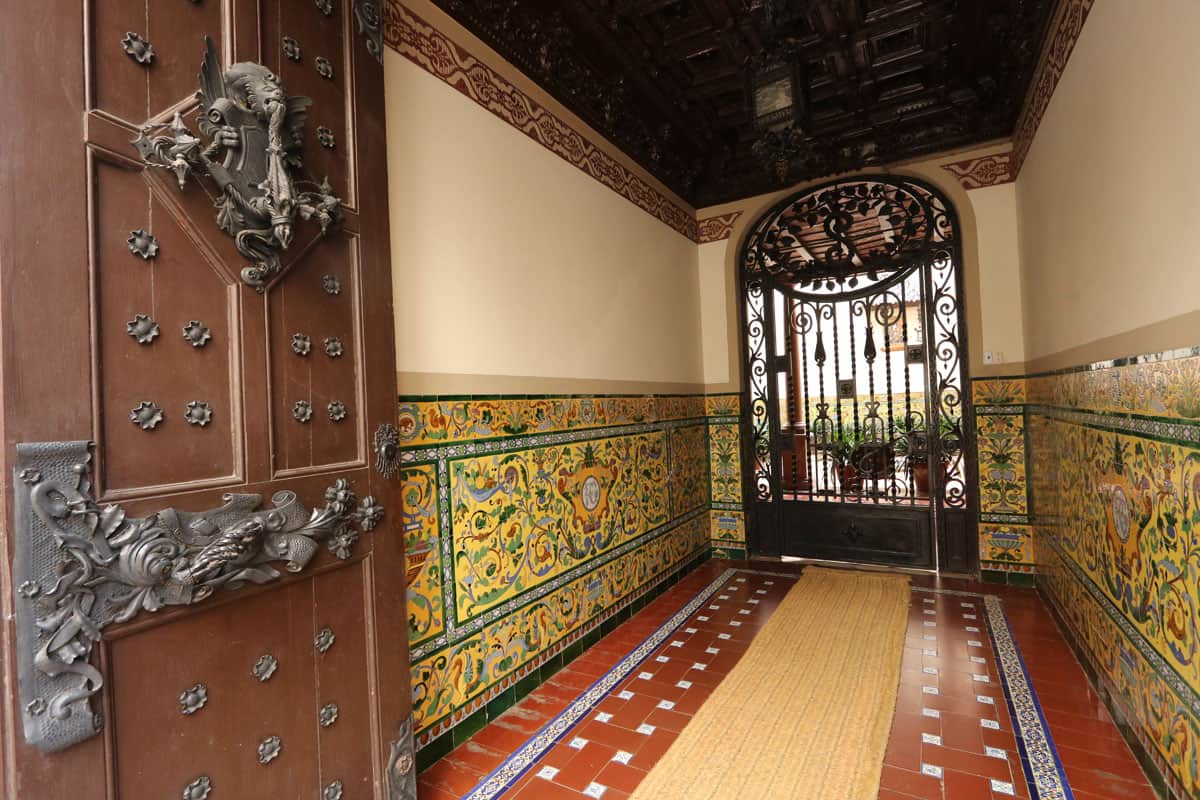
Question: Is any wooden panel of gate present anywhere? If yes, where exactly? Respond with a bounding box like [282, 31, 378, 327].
[0, 1, 411, 798]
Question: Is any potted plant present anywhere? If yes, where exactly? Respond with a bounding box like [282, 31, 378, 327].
[828, 426, 861, 491]
[895, 415, 960, 496]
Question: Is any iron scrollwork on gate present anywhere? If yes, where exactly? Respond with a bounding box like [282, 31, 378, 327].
[133, 37, 342, 291]
[739, 176, 969, 518]
[11, 440, 383, 752]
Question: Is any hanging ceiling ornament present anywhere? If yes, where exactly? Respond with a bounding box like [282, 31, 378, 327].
[133, 37, 342, 292]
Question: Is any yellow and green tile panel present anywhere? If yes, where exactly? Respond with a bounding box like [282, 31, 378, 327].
[398, 391, 746, 749]
[1027, 349, 1200, 795]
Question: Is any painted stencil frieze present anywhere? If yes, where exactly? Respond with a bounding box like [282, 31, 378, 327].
[397, 395, 706, 447]
[669, 424, 710, 516]
[977, 413, 1029, 515]
[402, 463, 444, 646]
[450, 432, 668, 620]
[411, 515, 708, 732]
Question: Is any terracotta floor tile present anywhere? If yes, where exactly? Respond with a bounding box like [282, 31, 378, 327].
[419, 562, 1153, 800]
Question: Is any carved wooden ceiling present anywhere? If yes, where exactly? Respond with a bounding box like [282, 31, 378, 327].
[431, 0, 1058, 206]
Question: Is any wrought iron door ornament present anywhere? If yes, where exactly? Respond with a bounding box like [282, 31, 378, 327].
[185, 401, 214, 427]
[318, 703, 339, 727]
[324, 337, 343, 358]
[328, 401, 347, 422]
[387, 716, 418, 800]
[323, 780, 344, 800]
[315, 57, 334, 79]
[130, 401, 165, 430]
[316, 0, 334, 16]
[373, 423, 400, 478]
[322, 274, 341, 295]
[252, 654, 278, 682]
[121, 32, 155, 65]
[354, 0, 383, 63]
[283, 37, 302, 62]
[182, 320, 212, 348]
[182, 775, 213, 800]
[293, 400, 313, 422]
[11, 440, 383, 751]
[179, 683, 209, 715]
[257, 735, 282, 764]
[317, 126, 336, 149]
[127, 229, 160, 259]
[292, 333, 312, 355]
[314, 627, 335, 653]
[127, 314, 161, 344]
[133, 37, 342, 291]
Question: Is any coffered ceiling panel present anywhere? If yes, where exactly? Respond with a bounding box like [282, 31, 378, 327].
[431, 0, 1057, 206]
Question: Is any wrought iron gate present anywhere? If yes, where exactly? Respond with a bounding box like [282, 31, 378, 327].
[739, 176, 976, 570]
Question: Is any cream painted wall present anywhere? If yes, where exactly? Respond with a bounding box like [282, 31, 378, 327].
[384, 49, 704, 391]
[1017, 0, 1200, 364]
[698, 241, 732, 385]
[971, 182, 1025, 365]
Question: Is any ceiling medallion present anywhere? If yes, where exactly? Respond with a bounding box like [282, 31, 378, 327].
[130, 401, 164, 431]
[126, 314, 161, 345]
[182, 320, 212, 348]
[127, 229, 160, 260]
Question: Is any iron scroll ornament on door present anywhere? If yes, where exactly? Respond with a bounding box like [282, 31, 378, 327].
[11, 440, 383, 752]
[133, 37, 342, 291]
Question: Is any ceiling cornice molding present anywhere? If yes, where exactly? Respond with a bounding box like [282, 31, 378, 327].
[1010, 0, 1095, 177]
[941, 151, 1016, 191]
[383, 0, 700, 241]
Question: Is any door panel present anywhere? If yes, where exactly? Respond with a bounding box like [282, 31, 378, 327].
[0, 2, 409, 798]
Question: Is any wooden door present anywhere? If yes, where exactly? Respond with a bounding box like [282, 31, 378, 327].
[0, 2, 414, 798]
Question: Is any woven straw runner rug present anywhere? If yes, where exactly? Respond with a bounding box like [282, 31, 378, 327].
[628, 566, 911, 800]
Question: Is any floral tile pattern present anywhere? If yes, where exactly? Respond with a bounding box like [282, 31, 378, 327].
[1029, 349, 1200, 796]
[450, 433, 668, 621]
[977, 413, 1029, 516]
[669, 424, 710, 517]
[402, 463, 444, 646]
[708, 421, 741, 505]
[399, 391, 745, 746]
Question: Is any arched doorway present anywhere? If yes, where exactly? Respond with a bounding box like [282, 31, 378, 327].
[739, 175, 977, 572]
